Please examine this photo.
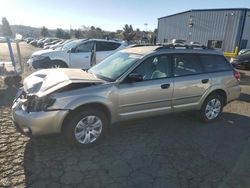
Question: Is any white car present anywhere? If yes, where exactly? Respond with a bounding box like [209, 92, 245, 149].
[27, 39, 127, 69]
[238, 49, 250, 55]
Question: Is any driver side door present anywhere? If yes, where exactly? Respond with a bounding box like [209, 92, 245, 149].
[117, 54, 174, 121]
[69, 41, 94, 69]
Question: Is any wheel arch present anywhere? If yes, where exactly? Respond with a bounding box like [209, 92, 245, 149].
[202, 88, 227, 108]
[61, 102, 112, 133]
[50, 59, 68, 68]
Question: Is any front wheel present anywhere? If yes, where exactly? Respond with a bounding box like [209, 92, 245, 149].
[63, 108, 108, 147]
[200, 94, 224, 122]
[50, 61, 68, 68]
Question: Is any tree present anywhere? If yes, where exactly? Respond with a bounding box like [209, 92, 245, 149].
[74, 29, 82, 39]
[134, 28, 142, 41]
[115, 30, 123, 40]
[122, 24, 136, 43]
[63, 31, 70, 39]
[40, 26, 49, 37]
[70, 28, 75, 38]
[1, 17, 12, 37]
[55, 28, 64, 38]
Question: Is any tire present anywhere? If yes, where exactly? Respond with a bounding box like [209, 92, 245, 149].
[50, 61, 68, 68]
[200, 93, 224, 122]
[63, 108, 108, 147]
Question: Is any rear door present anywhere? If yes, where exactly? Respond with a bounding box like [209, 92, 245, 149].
[96, 41, 121, 63]
[172, 53, 211, 111]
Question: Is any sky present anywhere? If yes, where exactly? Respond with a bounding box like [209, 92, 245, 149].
[0, 0, 249, 31]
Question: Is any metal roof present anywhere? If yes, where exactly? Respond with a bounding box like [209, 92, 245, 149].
[158, 8, 250, 20]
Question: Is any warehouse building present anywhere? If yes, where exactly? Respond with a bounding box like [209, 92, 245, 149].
[157, 8, 250, 54]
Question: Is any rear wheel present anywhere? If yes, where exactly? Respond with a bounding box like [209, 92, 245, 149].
[200, 94, 224, 122]
[63, 108, 108, 147]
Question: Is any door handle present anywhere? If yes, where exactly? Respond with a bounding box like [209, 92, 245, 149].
[201, 79, 209, 83]
[85, 56, 89, 58]
[161, 83, 170, 89]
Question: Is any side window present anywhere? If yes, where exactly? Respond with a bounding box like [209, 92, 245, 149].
[173, 54, 203, 76]
[75, 42, 93, 53]
[199, 55, 232, 72]
[131, 55, 171, 81]
[96, 41, 121, 51]
[109, 42, 121, 50]
[207, 40, 223, 49]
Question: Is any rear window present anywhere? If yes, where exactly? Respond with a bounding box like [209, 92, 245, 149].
[199, 55, 232, 72]
[96, 41, 121, 51]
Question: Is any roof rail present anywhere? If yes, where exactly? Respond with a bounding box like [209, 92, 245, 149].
[155, 44, 214, 50]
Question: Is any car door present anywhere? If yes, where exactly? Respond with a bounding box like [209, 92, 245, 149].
[172, 53, 211, 111]
[69, 41, 94, 69]
[117, 54, 174, 120]
[96, 41, 121, 63]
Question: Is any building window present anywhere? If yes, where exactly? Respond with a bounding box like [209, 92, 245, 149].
[207, 40, 223, 49]
[163, 38, 168, 43]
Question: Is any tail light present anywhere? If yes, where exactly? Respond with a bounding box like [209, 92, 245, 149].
[233, 70, 240, 81]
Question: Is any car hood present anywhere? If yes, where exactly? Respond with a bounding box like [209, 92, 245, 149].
[235, 54, 250, 61]
[32, 49, 63, 56]
[23, 68, 104, 97]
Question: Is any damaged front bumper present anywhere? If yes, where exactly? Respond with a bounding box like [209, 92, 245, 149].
[12, 92, 69, 136]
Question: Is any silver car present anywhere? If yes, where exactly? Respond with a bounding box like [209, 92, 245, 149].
[12, 46, 241, 146]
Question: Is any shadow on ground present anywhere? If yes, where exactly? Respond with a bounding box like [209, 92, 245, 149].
[23, 112, 250, 188]
[239, 70, 250, 86]
[0, 86, 17, 107]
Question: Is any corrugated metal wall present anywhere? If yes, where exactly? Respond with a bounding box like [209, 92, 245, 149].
[157, 10, 243, 52]
[242, 10, 250, 49]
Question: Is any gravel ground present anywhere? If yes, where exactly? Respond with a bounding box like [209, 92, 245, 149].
[0, 43, 250, 187]
[0, 86, 249, 188]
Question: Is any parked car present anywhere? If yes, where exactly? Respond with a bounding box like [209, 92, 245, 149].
[43, 39, 62, 49]
[13, 46, 241, 146]
[25, 37, 34, 43]
[43, 38, 59, 47]
[29, 39, 38, 46]
[238, 49, 250, 55]
[190, 41, 203, 47]
[50, 40, 69, 50]
[172, 39, 186, 46]
[37, 38, 47, 48]
[27, 39, 127, 69]
[231, 51, 250, 69]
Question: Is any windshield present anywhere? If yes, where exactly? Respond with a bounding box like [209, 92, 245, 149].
[89, 51, 141, 81]
[61, 40, 79, 51]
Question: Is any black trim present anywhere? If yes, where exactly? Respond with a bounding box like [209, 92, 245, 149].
[121, 52, 234, 82]
[120, 98, 172, 108]
[173, 94, 202, 101]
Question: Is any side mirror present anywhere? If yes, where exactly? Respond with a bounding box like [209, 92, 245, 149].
[128, 73, 143, 82]
[67, 48, 75, 53]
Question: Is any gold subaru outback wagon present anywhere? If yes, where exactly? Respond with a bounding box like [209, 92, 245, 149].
[12, 46, 241, 146]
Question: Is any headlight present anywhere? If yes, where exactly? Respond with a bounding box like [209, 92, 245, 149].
[26, 95, 56, 112]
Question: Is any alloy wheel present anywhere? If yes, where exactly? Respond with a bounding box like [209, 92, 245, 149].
[74, 116, 103, 144]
